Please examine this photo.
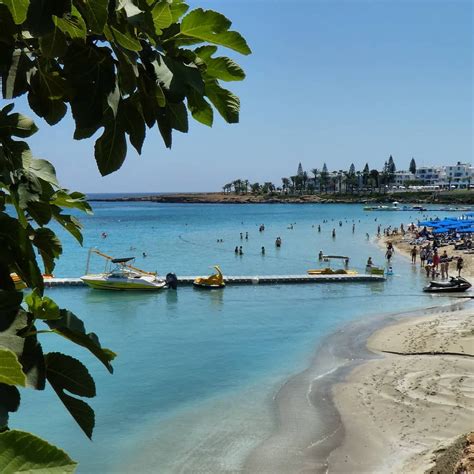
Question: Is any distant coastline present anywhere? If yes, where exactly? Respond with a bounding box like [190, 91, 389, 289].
[88, 191, 474, 205]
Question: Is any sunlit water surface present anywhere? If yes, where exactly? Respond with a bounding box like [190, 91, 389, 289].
[12, 202, 461, 472]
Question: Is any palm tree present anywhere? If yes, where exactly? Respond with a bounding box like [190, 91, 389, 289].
[281, 177, 290, 194]
[233, 179, 242, 194]
[289, 176, 297, 194]
[251, 182, 261, 194]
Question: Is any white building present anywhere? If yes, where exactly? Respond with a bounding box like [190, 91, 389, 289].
[415, 166, 444, 185]
[441, 162, 474, 188]
[394, 171, 415, 187]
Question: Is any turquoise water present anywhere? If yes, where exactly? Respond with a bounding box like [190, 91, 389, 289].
[12, 203, 458, 472]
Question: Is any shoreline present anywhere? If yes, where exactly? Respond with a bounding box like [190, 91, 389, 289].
[243, 299, 472, 473]
[88, 192, 474, 205]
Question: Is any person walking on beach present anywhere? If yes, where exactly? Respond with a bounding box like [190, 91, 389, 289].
[456, 256, 464, 276]
[433, 250, 440, 271]
[410, 246, 417, 264]
[420, 247, 426, 267]
[439, 251, 448, 279]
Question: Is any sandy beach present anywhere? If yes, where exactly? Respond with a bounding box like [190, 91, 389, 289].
[381, 230, 474, 280]
[329, 305, 474, 473]
[244, 300, 473, 474]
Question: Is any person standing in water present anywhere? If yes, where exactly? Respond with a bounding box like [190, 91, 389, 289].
[411, 246, 417, 264]
[332, 228, 336, 238]
[261, 246, 265, 255]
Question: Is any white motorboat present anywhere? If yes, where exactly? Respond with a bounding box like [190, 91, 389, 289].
[81, 249, 176, 291]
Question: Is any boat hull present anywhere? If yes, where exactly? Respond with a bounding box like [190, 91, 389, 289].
[81, 275, 167, 291]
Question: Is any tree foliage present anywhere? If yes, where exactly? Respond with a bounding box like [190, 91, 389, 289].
[0, 0, 249, 469]
[0, 0, 250, 175]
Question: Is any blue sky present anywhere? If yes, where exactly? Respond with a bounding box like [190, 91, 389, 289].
[26, 0, 472, 192]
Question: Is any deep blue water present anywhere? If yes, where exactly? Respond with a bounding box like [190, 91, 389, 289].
[12, 202, 460, 472]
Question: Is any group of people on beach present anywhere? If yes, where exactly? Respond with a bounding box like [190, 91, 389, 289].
[385, 220, 467, 281]
[410, 244, 464, 279]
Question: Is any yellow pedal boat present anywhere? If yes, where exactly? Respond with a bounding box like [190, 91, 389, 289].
[193, 266, 225, 289]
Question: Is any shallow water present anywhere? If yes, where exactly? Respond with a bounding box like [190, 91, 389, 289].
[12, 202, 461, 472]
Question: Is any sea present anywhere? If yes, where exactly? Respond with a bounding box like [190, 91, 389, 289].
[11, 197, 464, 472]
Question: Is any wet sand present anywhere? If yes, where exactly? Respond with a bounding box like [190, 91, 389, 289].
[244, 302, 472, 473]
[329, 305, 474, 473]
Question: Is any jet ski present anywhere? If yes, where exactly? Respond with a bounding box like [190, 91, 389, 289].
[193, 265, 225, 289]
[423, 276, 471, 293]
